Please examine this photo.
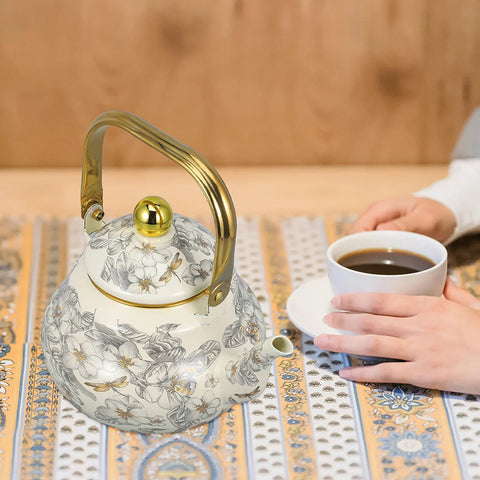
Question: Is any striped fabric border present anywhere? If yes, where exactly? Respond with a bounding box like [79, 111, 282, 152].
[281, 216, 366, 479]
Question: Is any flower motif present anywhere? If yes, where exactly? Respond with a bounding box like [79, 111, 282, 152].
[191, 231, 214, 255]
[204, 374, 219, 389]
[90, 215, 134, 243]
[45, 281, 95, 336]
[240, 306, 262, 342]
[377, 386, 425, 412]
[165, 392, 221, 431]
[225, 360, 239, 384]
[129, 237, 170, 267]
[0, 344, 10, 358]
[149, 415, 168, 428]
[62, 336, 103, 379]
[103, 341, 149, 377]
[248, 344, 273, 372]
[135, 415, 169, 433]
[225, 354, 259, 386]
[183, 390, 221, 423]
[232, 275, 266, 344]
[95, 395, 147, 427]
[0, 358, 13, 394]
[182, 260, 212, 286]
[90, 215, 171, 292]
[101, 223, 136, 255]
[91, 213, 219, 297]
[379, 430, 441, 460]
[143, 363, 197, 410]
[127, 266, 161, 294]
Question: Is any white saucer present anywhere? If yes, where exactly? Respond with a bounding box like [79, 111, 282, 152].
[287, 276, 349, 337]
[287, 277, 394, 363]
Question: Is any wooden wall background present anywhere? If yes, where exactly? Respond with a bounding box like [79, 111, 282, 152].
[1, 0, 480, 168]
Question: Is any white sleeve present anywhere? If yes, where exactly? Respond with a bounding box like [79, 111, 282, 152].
[414, 108, 480, 244]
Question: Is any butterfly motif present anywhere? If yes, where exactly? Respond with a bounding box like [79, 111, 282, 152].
[85, 376, 129, 392]
[159, 252, 182, 283]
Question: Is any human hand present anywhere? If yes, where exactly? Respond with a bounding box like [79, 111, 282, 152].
[348, 196, 456, 243]
[313, 278, 480, 394]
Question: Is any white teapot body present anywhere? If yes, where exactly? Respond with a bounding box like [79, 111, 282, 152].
[42, 239, 287, 433]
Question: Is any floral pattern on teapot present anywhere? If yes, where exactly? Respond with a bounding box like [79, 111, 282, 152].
[86, 214, 215, 303]
[41, 270, 270, 433]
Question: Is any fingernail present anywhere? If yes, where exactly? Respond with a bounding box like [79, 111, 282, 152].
[323, 313, 332, 325]
[331, 296, 341, 308]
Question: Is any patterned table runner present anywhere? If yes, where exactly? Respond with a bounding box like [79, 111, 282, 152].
[0, 216, 479, 480]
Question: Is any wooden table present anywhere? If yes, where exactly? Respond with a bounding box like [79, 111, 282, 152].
[0, 165, 448, 218]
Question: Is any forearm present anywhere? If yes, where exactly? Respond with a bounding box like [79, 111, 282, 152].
[415, 157, 480, 243]
[415, 108, 480, 244]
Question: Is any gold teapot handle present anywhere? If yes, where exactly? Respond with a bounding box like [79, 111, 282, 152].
[80, 111, 236, 307]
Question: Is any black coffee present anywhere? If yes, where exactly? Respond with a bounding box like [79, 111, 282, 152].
[337, 248, 435, 275]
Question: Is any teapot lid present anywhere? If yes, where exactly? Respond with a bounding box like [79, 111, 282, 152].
[85, 197, 215, 306]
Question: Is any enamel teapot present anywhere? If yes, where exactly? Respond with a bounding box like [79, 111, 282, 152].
[41, 111, 293, 434]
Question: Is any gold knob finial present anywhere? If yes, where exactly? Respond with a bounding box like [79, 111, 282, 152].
[133, 196, 172, 237]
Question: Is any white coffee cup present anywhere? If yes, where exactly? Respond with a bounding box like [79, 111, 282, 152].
[326, 231, 448, 297]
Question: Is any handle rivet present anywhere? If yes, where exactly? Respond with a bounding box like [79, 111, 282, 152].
[214, 291, 224, 303]
[92, 208, 104, 221]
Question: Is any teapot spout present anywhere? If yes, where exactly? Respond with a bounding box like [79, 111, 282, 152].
[260, 335, 294, 359]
